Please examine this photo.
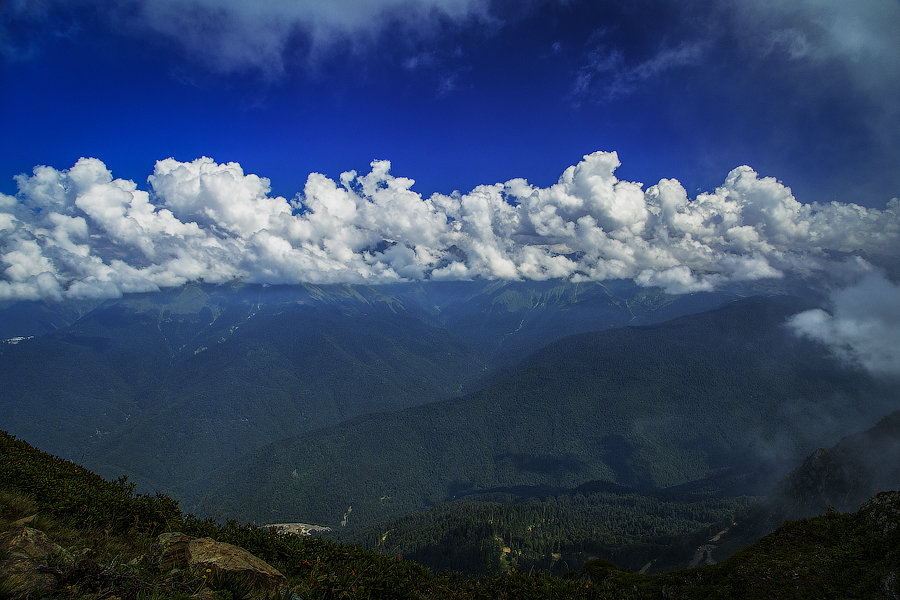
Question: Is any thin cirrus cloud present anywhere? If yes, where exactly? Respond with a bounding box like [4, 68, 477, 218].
[572, 40, 707, 101]
[123, 0, 493, 75]
[1, 152, 897, 301]
[1, 0, 493, 74]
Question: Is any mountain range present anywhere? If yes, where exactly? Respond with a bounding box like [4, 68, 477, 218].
[198, 294, 895, 530]
[1, 279, 752, 494]
[2, 278, 897, 580]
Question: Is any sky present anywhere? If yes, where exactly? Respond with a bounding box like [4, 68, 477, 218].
[3, 0, 899, 203]
[1, 0, 899, 305]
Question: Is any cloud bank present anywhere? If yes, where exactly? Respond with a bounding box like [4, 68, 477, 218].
[789, 274, 900, 378]
[1, 151, 898, 301]
[732, 0, 900, 142]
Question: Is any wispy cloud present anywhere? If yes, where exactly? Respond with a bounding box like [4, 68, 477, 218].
[572, 39, 706, 101]
[2, 152, 897, 300]
[789, 274, 900, 378]
[1, 0, 495, 76]
[120, 0, 495, 77]
[0, 0, 88, 61]
[726, 0, 900, 150]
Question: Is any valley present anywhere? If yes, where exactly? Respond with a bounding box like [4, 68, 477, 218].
[0, 279, 746, 495]
[1, 279, 897, 581]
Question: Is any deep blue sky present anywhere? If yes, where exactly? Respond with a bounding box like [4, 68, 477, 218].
[1, 0, 898, 206]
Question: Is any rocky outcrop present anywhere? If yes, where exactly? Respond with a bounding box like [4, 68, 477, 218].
[0, 525, 69, 560]
[0, 526, 72, 597]
[147, 532, 287, 591]
[860, 490, 900, 537]
[0, 527, 287, 599]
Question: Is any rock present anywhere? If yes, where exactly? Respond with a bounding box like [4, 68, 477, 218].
[0, 526, 70, 597]
[148, 532, 287, 591]
[10, 514, 37, 527]
[0, 525, 70, 561]
[150, 532, 192, 572]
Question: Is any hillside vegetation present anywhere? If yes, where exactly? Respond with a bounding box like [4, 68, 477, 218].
[342, 485, 756, 575]
[2, 429, 899, 599]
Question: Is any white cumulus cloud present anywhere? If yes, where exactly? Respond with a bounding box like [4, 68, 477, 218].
[1, 151, 898, 301]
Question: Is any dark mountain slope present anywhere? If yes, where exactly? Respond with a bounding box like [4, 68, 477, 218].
[0, 283, 486, 492]
[1, 280, 750, 497]
[394, 278, 748, 366]
[85, 301, 485, 490]
[656, 407, 900, 573]
[0, 303, 182, 461]
[203, 295, 895, 527]
[0, 297, 101, 339]
[774, 408, 900, 517]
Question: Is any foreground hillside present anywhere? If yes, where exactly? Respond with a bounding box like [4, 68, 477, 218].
[2, 430, 899, 599]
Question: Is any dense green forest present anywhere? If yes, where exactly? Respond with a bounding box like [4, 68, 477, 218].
[341, 486, 756, 575]
[0, 280, 745, 499]
[3, 429, 899, 599]
[201, 296, 895, 527]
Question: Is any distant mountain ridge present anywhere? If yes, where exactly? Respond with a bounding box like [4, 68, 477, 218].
[200, 294, 896, 528]
[0, 279, 751, 498]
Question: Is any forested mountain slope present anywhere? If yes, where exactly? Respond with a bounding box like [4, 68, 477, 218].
[202, 295, 896, 528]
[774, 408, 900, 517]
[1, 280, 749, 497]
[1, 284, 483, 492]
